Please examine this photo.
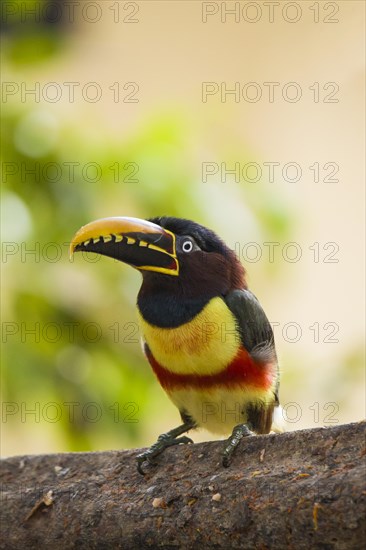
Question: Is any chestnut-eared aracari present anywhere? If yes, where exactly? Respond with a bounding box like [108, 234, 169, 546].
[70, 216, 280, 474]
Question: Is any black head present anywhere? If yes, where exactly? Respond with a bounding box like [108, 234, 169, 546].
[70, 215, 246, 326]
[146, 216, 246, 297]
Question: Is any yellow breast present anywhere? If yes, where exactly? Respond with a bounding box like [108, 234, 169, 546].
[137, 297, 240, 376]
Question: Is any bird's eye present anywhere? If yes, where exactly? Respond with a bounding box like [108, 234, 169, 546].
[182, 240, 193, 253]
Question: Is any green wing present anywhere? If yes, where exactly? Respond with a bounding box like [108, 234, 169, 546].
[224, 289, 280, 433]
[225, 289, 277, 365]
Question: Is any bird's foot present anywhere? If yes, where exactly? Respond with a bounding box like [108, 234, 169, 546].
[222, 424, 254, 467]
[136, 423, 194, 475]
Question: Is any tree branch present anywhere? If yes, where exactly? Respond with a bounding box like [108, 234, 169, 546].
[1, 422, 365, 549]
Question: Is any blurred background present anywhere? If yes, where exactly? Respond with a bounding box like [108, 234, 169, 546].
[1, 0, 365, 457]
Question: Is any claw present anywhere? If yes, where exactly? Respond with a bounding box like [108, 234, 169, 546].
[135, 421, 195, 475]
[136, 454, 151, 475]
[222, 455, 230, 468]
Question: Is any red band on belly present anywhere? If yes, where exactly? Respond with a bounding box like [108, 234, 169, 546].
[144, 345, 274, 391]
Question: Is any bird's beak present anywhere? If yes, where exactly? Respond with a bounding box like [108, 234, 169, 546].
[70, 217, 179, 276]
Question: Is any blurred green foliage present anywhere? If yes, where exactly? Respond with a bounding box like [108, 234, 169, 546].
[2, 0, 65, 64]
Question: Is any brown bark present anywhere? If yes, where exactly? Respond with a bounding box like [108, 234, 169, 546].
[1, 422, 365, 549]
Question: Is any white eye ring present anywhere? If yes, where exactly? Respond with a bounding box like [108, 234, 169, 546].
[182, 240, 193, 253]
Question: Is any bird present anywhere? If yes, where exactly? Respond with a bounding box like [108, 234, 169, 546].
[70, 216, 280, 474]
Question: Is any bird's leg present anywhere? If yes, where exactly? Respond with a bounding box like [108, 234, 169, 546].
[222, 423, 254, 467]
[136, 419, 196, 475]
